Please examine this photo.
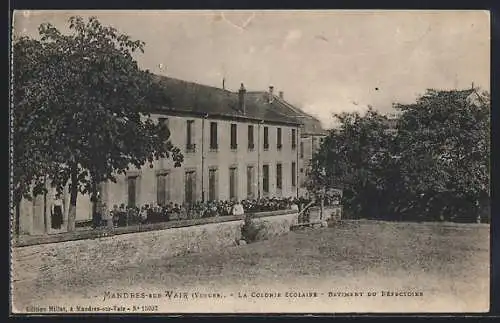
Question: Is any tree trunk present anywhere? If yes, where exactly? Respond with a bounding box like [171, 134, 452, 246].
[92, 198, 98, 227]
[320, 189, 325, 220]
[67, 164, 78, 232]
[14, 198, 20, 236]
[43, 188, 49, 233]
[90, 177, 99, 228]
[13, 189, 23, 236]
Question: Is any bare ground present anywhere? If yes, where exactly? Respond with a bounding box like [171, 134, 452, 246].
[12, 220, 490, 313]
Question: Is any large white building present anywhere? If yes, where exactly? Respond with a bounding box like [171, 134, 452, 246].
[17, 75, 326, 235]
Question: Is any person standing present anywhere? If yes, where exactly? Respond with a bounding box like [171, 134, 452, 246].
[108, 205, 118, 229]
[51, 195, 64, 230]
[232, 200, 244, 216]
[99, 202, 108, 228]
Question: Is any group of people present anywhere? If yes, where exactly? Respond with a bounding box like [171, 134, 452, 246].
[94, 197, 318, 228]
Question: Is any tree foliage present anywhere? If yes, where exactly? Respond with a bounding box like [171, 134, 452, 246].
[13, 16, 183, 231]
[310, 89, 490, 222]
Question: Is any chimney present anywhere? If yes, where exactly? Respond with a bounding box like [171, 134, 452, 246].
[268, 85, 274, 103]
[279, 91, 284, 99]
[222, 78, 226, 90]
[239, 83, 246, 114]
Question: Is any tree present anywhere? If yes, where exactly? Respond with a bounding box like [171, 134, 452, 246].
[12, 36, 62, 233]
[394, 88, 490, 222]
[310, 88, 490, 222]
[13, 16, 183, 232]
[310, 107, 397, 219]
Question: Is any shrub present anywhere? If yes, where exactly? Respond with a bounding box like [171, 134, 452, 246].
[241, 214, 265, 243]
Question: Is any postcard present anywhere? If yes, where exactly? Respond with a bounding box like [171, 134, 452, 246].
[10, 9, 490, 314]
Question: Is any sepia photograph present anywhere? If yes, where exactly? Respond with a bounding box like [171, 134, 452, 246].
[10, 10, 490, 314]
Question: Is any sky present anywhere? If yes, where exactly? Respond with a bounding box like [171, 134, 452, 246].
[13, 10, 490, 128]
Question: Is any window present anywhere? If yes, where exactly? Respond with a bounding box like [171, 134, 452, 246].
[291, 162, 296, 187]
[229, 167, 238, 201]
[159, 117, 168, 126]
[186, 120, 195, 152]
[210, 122, 218, 150]
[263, 164, 269, 194]
[291, 129, 297, 149]
[248, 125, 254, 150]
[263, 126, 269, 150]
[127, 176, 138, 207]
[276, 163, 282, 190]
[158, 117, 169, 140]
[246, 166, 255, 198]
[208, 168, 218, 201]
[277, 128, 282, 150]
[300, 142, 304, 158]
[230, 123, 237, 149]
[158, 118, 170, 147]
[156, 172, 169, 206]
[185, 171, 196, 204]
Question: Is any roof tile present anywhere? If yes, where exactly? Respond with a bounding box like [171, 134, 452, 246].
[151, 74, 325, 132]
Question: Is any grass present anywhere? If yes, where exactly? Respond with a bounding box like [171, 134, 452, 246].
[12, 220, 489, 313]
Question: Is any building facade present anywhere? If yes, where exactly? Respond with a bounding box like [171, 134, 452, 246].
[104, 113, 301, 210]
[17, 76, 324, 235]
[298, 132, 327, 196]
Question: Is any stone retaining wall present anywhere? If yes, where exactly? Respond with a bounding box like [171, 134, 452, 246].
[308, 206, 342, 222]
[12, 212, 299, 283]
[15, 209, 295, 247]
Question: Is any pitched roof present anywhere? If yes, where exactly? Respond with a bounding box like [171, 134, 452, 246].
[270, 95, 328, 135]
[150, 75, 300, 125]
[150, 74, 326, 131]
[466, 88, 488, 107]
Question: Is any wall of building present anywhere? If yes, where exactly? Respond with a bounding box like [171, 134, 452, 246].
[298, 134, 325, 196]
[17, 114, 301, 235]
[17, 182, 93, 235]
[103, 114, 301, 209]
